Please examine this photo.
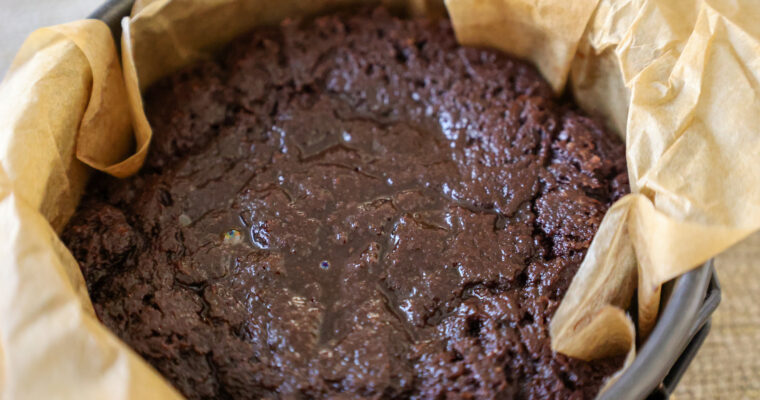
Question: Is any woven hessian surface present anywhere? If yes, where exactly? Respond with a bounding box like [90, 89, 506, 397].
[673, 232, 760, 400]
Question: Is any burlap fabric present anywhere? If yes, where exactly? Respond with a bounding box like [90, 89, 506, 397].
[674, 232, 760, 400]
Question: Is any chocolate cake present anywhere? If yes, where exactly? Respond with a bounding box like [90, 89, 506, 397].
[63, 7, 629, 399]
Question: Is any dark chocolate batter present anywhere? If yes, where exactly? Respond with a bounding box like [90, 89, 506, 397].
[63, 7, 628, 399]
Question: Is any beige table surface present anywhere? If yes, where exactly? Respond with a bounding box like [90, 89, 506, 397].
[1, 0, 758, 399]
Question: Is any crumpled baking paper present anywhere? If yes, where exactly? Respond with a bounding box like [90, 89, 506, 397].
[1, 0, 758, 398]
[0, 20, 181, 399]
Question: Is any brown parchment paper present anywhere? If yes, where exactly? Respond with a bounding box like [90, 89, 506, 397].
[0, 20, 182, 399]
[1, 0, 759, 398]
[551, 0, 760, 349]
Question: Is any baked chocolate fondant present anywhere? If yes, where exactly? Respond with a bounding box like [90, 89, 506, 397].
[63, 7, 628, 399]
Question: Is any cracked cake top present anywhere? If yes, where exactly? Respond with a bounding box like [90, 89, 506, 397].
[63, 7, 628, 399]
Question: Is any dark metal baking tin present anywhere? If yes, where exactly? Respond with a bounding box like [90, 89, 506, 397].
[88, 1, 721, 398]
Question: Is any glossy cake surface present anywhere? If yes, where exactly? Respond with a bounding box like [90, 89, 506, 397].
[63, 7, 628, 399]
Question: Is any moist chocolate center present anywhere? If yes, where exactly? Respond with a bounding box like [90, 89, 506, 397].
[63, 7, 628, 399]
